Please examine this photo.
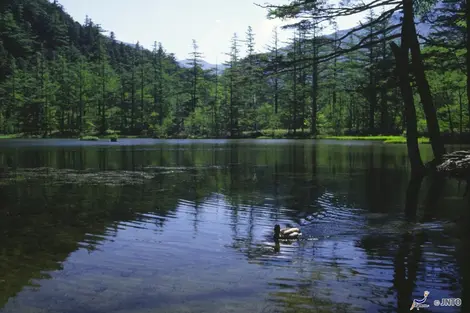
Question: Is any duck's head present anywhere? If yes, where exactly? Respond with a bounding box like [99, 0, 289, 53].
[274, 224, 281, 238]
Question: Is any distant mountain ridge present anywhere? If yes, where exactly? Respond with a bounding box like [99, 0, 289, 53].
[177, 59, 228, 72]
[116, 41, 225, 72]
[122, 9, 432, 71]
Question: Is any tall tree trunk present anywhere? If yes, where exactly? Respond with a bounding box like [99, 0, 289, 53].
[78, 59, 84, 134]
[140, 59, 145, 130]
[332, 54, 338, 134]
[158, 59, 163, 126]
[467, 0, 470, 130]
[230, 65, 234, 137]
[391, 40, 424, 176]
[368, 25, 377, 135]
[299, 32, 306, 134]
[380, 87, 388, 134]
[403, 0, 445, 159]
[101, 60, 106, 134]
[131, 53, 136, 133]
[292, 35, 297, 136]
[311, 43, 318, 136]
[446, 103, 454, 135]
[274, 43, 279, 115]
[120, 84, 125, 131]
[8, 64, 16, 133]
[460, 88, 464, 135]
[193, 66, 197, 111]
[214, 63, 218, 136]
[380, 23, 389, 134]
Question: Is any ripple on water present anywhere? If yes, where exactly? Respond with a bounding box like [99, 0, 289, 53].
[0, 180, 464, 313]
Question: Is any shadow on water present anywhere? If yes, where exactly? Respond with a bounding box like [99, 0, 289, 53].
[0, 177, 178, 307]
[0, 139, 468, 312]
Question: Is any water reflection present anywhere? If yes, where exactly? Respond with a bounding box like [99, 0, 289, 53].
[0, 139, 467, 312]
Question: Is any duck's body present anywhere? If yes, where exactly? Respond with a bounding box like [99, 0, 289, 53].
[274, 224, 302, 240]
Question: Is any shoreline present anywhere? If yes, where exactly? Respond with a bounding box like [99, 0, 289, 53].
[0, 133, 432, 144]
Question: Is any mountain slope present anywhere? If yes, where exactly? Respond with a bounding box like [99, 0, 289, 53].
[177, 59, 227, 72]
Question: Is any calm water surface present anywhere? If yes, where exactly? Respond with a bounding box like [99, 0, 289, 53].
[0, 139, 468, 313]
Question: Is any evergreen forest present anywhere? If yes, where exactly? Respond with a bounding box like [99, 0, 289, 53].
[0, 0, 468, 141]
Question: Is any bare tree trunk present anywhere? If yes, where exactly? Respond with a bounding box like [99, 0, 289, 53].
[311, 52, 318, 135]
[460, 88, 464, 135]
[446, 103, 454, 135]
[391, 40, 424, 176]
[403, 0, 445, 160]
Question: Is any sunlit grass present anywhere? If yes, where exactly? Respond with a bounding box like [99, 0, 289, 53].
[79, 136, 100, 141]
[249, 130, 430, 144]
[0, 134, 20, 139]
[383, 137, 430, 144]
[317, 135, 397, 141]
[316, 135, 430, 144]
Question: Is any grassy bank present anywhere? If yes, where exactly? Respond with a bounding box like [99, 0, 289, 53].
[79, 136, 100, 141]
[242, 129, 430, 144]
[317, 135, 430, 144]
[0, 134, 21, 139]
[0, 131, 431, 144]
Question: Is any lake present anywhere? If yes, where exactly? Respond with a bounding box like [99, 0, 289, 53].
[0, 139, 468, 313]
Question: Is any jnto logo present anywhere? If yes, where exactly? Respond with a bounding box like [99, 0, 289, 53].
[410, 291, 430, 311]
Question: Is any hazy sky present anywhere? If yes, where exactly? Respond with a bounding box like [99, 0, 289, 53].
[56, 0, 369, 64]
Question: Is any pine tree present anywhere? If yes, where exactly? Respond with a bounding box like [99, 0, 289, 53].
[187, 39, 203, 112]
[139, 43, 146, 132]
[224, 33, 242, 137]
[268, 27, 281, 115]
[310, 23, 320, 136]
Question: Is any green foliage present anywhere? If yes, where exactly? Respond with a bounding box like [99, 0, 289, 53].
[109, 134, 118, 142]
[0, 0, 466, 140]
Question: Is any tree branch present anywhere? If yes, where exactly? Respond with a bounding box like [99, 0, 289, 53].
[255, 0, 400, 20]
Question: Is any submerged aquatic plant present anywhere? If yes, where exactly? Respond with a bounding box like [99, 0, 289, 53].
[0, 168, 156, 186]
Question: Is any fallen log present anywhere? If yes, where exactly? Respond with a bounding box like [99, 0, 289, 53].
[425, 150, 470, 196]
[429, 150, 470, 179]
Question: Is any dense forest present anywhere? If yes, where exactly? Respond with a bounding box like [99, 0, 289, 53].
[0, 0, 467, 139]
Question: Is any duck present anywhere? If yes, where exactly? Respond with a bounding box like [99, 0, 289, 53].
[273, 224, 302, 240]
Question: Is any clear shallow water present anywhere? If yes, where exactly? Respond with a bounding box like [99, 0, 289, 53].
[0, 139, 468, 313]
